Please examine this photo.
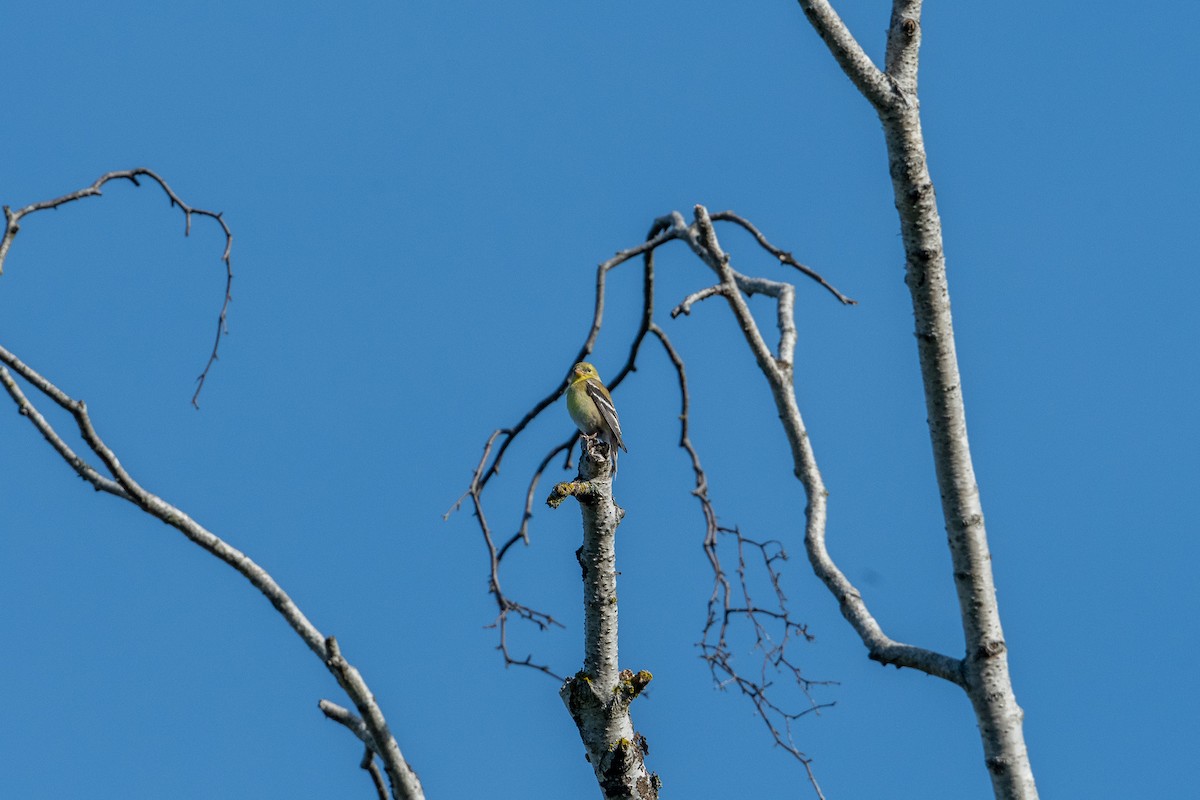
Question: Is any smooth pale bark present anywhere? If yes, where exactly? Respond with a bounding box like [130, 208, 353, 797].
[794, 2, 1039, 797]
[883, 101, 1038, 800]
[550, 441, 657, 800]
[1, 341, 424, 800]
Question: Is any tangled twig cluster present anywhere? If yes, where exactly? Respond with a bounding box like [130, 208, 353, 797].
[451, 206, 855, 781]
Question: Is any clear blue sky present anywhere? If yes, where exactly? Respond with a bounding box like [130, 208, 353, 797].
[2, 3, 1196, 798]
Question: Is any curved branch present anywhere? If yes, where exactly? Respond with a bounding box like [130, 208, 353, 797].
[796, 4, 1038, 795]
[317, 704, 390, 800]
[0, 355, 129, 500]
[688, 204, 964, 684]
[0, 343, 424, 800]
[709, 211, 856, 305]
[646, 323, 716, 538]
[471, 433, 566, 680]
[462, 206, 862, 794]
[320, 700, 375, 748]
[512, 436, 576, 552]
[461, 218, 682, 498]
[671, 284, 727, 317]
[450, 217, 687, 680]
[0, 168, 233, 407]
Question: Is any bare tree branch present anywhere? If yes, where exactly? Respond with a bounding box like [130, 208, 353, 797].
[645, 323, 715, 538]
[320, 700, 374, 747]
[361, 747, 390, 800]
[794, 2, 1039, 796]
[0, 341, 423, 800]
[318, 703, 393, 800]
[550, 438, 659, 800]
[710, 211, 857, 306]
[0, 355, 129, 500]
[465, 431, 567, 681]
[794, 0, 892, 109]
[883, 0, 924, 97]
[648, 321, 833, 764]
[458, 220, 681, 499]
[448, 218, 684, 680]
[323, 637, 423, 800]
[671, 284, 727, 317]
[458, 207, 860, 797]
[512, 437, 576, 552]
[687, 204, 965, 682]
[0, 168, 233, 407]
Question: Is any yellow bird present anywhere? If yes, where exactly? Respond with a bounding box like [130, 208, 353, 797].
[566, 362, 627, 471]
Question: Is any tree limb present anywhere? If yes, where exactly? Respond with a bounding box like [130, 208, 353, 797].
[687, 204, 964, 683]
[318, 702, 390, 800]
[551, 438, 658, 800]
[0, 168, 233, 407]
[709, 210, 856, 306]
[796, 2, 1039, 796]
[0, 345, 423, 800]
[448, 218, 682, 680]
[794, 1, 893, 109]
[460, 208, 857, 794]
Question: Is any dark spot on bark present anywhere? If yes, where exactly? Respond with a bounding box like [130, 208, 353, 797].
[907, 182, 934, 202]
[986, 756, 1010, 775]
[976, 639, 1007, 659]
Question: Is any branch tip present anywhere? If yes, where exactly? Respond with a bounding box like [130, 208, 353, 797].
[0, 169, 234, 403]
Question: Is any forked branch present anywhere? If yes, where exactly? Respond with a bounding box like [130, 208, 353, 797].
[0, 344, 425, 800]
[687, 204, 964, 684]
[455, 207, 869, 792]
[1, 172, 420, 798]
[795, 3, 1039, 796]
[0, 168, 233, 407]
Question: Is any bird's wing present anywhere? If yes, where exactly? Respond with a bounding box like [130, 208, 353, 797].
[586, 379, 627, 452]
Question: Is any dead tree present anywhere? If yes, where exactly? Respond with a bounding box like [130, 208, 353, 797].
[458, 3, 1038, 798]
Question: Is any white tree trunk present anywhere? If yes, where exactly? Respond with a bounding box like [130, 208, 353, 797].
[796, 2, 1039, 796]
[551, 441, 657, 800]
[882, 87, 1038, 800]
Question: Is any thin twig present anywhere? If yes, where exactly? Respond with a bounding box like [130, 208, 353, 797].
[511, 437, 576, 551]
[690, 204, 964, 685]
[456, 220, 681, 500]
[448, 218, 683, 680]
[671, 285, 727, 317]
[362, 747, 389, 800]
[471, 434, 566, 679]
[0, 357, 129, 499]
[710, 210, 856, 305]
[319, 700, 375, 749]
[456, 204, 892, 799]
[0, 168, 233, 407]
[317, 703, 390, 799]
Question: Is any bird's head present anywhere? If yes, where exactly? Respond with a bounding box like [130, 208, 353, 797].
[571, 362, 600, 382]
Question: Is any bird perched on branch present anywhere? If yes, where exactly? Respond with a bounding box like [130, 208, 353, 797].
[566, 362, 627, 472]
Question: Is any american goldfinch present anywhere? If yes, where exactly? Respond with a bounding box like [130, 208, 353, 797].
[566, 362, 627, 471]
